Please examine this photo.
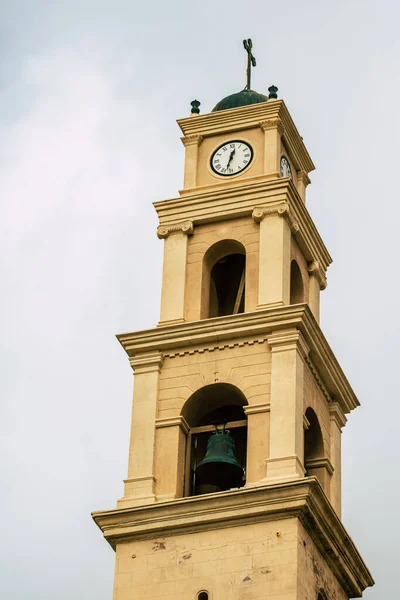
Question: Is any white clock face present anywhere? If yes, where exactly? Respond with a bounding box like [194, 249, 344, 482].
[280, 155, 292, 178]
[211, 141, 253, 176]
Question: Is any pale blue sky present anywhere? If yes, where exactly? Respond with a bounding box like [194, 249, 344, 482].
[1, 1, 399, 598]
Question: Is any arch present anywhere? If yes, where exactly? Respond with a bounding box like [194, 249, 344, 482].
[197, 592, 209, 600]
[182, 383, 248, 497]
[290, 259, 305, 304]
[304, 407, 324, 465]
[201, 240, 246, 319]
[317, 590, 328, 600]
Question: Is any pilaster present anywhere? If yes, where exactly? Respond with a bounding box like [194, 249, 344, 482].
[253, 202, 298, 309]
[308, 260, 327, 324]
[157, 221, 194, 326]
[260, 117, 283, 177]
[154, 416, 189, 501]
[329, 402, 347, 517]
[181, 134, 203, 189]
[265, 330, 309, 482]
[118, 351, 163, 508]
[243, 402, 270, 485]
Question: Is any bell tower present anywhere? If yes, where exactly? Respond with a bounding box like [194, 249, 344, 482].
[93, 42, 374, 600]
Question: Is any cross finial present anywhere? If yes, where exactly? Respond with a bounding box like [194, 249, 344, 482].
[243, 38, 256, 90]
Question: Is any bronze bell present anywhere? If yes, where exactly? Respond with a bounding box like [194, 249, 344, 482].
[195, 424, 244, 493]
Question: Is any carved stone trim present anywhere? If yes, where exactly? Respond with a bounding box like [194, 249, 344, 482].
[157, 220, 194, 239]
[297, 169, 311, 187]
[252, 202, 299, 233]
[259, 117, 284, 135]
[155, 416, 190, 435]
[305, 457, 335, 476]
[129, 351, 164, 373]
[164, 337, 268, 359]
[180, 134, 203, 147]
[308, 260, 327, 290]
[330, 402, 347, 429]
[267, 330, 310, 359]
[244, 402, 270, 416]
[303, 414, 311, 430]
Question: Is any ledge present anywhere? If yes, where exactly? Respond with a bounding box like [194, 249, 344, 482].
[153, 178, 332, 272]
[117, 304, 359, 414]
[92, 477, 373, 597]
[177, 99, 315, 174]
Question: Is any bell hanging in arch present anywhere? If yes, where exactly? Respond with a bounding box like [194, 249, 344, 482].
[195, 424, 244, 493]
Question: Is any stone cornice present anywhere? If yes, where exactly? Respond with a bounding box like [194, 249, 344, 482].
[308, 260, 328, 290]
[330, 402, 347, 429]
[128, 351, 163, 373]
[157, 220, 194, 239]
[154, 178, 332, 271]
[177, 100, 315, 174]
[243, 402, 270, 416]
[117, 305, 359, 414]
[267, 330, 310, 359]
[155, 415, 190, 435]
[92, 478, 373, 596]
[305, 457, 335, 476]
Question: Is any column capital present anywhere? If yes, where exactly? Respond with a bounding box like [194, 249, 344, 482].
[259, 117, 284, 135]
[252, 202, 299, 233]
[297, 169, 311, 187]
[330, 401, 347, 429]
[180, 134, 203, 147]
[157, 220, 194, 239]
[308, 260, 327, 290]
[129, 351, 164, 373]
[155, 415, 190, 435]
[267, 330, 310, 358]
[244, 402, 271, 416]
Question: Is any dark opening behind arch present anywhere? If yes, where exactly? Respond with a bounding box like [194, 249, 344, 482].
[290, 259, 304, 304]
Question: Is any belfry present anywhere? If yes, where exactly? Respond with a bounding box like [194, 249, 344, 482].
[93, 41, 374, 599]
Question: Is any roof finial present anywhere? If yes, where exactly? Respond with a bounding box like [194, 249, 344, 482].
[243, 39, 256, 90]
[190, 99, 200, 114]
[268, 85, 278, 99]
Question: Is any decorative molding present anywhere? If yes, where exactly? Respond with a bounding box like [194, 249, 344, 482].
[297, 169, 311, 187]
[308, 260, 327, 290]
[330, 401, 347, 429]
[244, 402, 270, 416]
[164, 337, 268, 359]
[117, 305, 360, 414]
[157, 220, 194, 239]
[252, 201, 299, 234]
[305, 457, 335, 476]
[259, 117, 284, 135]
[129, 351, 164, 373]
[123, 475, 156, 484]
[155, 416, 190, 435]
[305, 355, 331, 404]
[267, 330, 310, 359]
[93, 478, 374, 596]
[180, 134, 203, 147]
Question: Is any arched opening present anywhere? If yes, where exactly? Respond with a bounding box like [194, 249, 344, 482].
[197, 592, 209, 600]
[202, 240, 246, 319]
[317, 590, 328, 600]
[182, 383, 248, 497]
[290, 259, 304, 304]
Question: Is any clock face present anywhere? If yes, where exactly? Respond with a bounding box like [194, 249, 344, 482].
[211, 140, 253, 176]
[280, 155, 292, 178]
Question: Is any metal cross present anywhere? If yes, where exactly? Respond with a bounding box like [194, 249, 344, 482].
[243, 38, 256, 90]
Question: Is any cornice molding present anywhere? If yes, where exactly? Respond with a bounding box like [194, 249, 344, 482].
[252, 201, 300, 234]
[157, 220, 194, 240]
[177, 100, 315, 174]
[297, 169, 311, 187]
[117, 305, 359, 414]
[92, 478, 373, 596]
[154, 178, 332, 271]
[308, 260, 328, 290]
[305, 356, 331, 404]
[180, 134, 203, 147]
[164, 336, 268, 359]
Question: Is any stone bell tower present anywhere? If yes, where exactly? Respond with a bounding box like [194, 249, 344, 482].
[93, 43, 374, 600]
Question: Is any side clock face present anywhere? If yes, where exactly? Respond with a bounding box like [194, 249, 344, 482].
[211, 140, 253, 176]
[280, 155, 292, 178]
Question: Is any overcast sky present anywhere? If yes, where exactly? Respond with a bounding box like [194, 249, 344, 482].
[1, 1, 399, 598]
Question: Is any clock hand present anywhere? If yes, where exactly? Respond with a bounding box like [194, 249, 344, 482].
[226, 149, 236, 169]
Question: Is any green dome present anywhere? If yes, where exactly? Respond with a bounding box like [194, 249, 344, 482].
[212, 89, 269, 112]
